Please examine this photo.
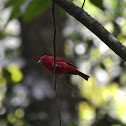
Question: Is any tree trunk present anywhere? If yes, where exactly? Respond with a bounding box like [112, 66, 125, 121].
[20, 8, 79, 126]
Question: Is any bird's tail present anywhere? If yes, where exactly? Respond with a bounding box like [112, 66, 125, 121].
[77, 71, 90, 81]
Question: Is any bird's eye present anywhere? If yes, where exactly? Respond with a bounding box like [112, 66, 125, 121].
[43, 58, 46, 61]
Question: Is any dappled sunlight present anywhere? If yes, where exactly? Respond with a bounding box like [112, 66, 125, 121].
[7, 113, 16, 123]
[15, 108, 25, 119]
[0, 69, 7, 107]
[78, 79, 126, 124]
[79, 102, 96, 126]
[8, 64, 23, 83]
[103, 0, 117, 9]
[11, 85, 29, 107]
[103, 56, 112, 68]
[79, 76, 108, 107]
[120, 72, 126, 85]
[99, 42, 109, 55]
[115, 17, 125, 27]
[7, 110, 25, 126]
[90, 48, 101, 59]
[77, 60, 91, 74]
[64, 40, 74, 56]
[3, 37, 21, 49]
[65, 0, 126, 122]
[109, 88, 126, 124]
[73, 74, 126, 124]
[5, 19, 21, 35]
[0, 69, 7, 85]
[75, 43, 86, 55]
[95, 68, 109, 84]
[32, 80, 54, 100]
[104, 22, 114, 33]
[117, 34, 126, 45]
[0, 0, 126, 125]
[0, 106, 6, 115]
[121, 24, 126, 37]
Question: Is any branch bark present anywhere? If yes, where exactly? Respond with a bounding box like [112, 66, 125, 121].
[54, 0, 126, 61]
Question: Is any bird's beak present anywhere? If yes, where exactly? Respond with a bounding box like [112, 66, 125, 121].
[37, 60, 42, 64]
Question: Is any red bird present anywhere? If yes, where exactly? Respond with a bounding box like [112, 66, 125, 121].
[38, 55, 89, 81]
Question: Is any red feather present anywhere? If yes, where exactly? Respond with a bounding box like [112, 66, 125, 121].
[54, 56, 77, 68]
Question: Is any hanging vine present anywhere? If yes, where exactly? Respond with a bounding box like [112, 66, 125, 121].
[52, 0, 62, 126]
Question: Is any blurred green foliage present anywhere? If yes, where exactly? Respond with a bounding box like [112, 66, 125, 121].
[4, 0, 51, 22]
[0, 0, 126, 126]
[65, 0, 126, 125]
[89, 0, 105, 10]
[8, 64, 23, 83]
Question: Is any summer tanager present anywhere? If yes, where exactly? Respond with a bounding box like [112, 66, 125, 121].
[38, 55, 89, 81]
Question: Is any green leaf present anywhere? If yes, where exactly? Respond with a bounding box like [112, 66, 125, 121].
[5, 49, 15, 55]
[4, 0, 25, 8]
[23, 0, 51, 22]
[100, 63, 106, 69]
[89, 0, 105, 11]
[5, 0, 25, 21]
[9, 7, 21, 21]
[4, 0, 19, 8]
[0, 31, 5, 40]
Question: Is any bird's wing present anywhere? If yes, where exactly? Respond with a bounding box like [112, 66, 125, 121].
[56, 57, 77, 68]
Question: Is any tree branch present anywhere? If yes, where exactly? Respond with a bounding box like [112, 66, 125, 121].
[54, 0, 126, 61]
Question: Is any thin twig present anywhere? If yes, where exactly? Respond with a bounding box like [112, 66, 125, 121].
[52, 0, 62, 126]
[82, 0, 86, 8]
